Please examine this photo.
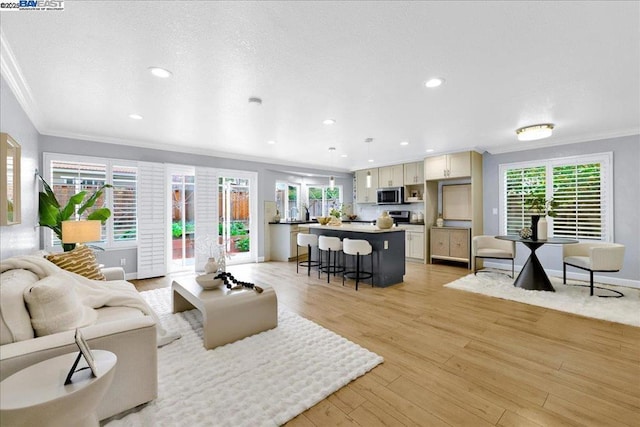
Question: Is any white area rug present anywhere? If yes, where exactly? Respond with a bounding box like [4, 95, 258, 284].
[445, 272, 640, 327]
[105, 288, 383, 427]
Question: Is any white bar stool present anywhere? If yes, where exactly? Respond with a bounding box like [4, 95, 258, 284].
[318, 235, 344, 283]
[296, 233, 320, 276]
[342, 238, 374, 291]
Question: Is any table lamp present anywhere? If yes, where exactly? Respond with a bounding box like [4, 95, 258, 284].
[61, 220, 101, 248]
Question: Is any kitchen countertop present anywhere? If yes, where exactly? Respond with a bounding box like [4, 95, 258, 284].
[299, 223, 405, 233]
[269, 220, 425, 226]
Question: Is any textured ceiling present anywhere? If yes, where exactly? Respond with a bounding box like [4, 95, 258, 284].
[1, 1, 638, 172]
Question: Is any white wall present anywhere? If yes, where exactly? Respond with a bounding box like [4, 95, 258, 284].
[0, 77, 39, 259]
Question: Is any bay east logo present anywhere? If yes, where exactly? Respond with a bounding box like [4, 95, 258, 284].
[20, 0, 63, 8]
[0, 0, 65, 11]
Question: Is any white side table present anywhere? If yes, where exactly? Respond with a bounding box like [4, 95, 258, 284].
[0, 350, 117, 427]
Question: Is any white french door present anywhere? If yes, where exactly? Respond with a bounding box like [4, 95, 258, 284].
[217, 170, 257, 265]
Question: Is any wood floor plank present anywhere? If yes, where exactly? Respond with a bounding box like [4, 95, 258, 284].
[543, 393, 635, 427]
[132, 261, 640, 427]
[497, 409, 544, 427]
[348, 400, 411, 427]
[387, 375, 496, 426]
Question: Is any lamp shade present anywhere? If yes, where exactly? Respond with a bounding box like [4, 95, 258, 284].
[61, 220, 101, 244]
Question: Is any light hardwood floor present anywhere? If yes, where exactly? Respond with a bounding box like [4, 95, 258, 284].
[132, 261, 640, 426]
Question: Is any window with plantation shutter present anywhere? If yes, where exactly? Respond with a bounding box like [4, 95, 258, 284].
[499, 153, 612, 242]
[44, 153, 138, 249]
[503, 165, 546, 235]
[112, 165, 137, 241]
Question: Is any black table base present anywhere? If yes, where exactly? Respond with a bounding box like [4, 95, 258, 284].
[515, 242, 555, 291]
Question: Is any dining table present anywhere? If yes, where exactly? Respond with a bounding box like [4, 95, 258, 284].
[495, 235, 578, 291]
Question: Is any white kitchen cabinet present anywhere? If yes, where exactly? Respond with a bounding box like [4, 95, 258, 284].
[424, 151, 471, 180]
[355, 168, 379, 203]
[269, 224, 307, 261]
[403, 161, 424, 185]
[378, 164, 404, 187]
[403, 224, 425, 260]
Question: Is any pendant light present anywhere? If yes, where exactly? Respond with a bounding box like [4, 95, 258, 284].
[365, 138, 373, 188]
[328, 147, 336, 189]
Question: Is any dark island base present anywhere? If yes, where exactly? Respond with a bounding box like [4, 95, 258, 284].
[308, 228, 405, 287]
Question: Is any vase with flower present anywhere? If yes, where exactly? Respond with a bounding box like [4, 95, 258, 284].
[525, 194, 559, 240]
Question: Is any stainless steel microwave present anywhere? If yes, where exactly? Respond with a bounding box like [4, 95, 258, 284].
[376, 187, 405, 205]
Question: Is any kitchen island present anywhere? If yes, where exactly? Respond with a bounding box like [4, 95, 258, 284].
[299, 223, 405, 287]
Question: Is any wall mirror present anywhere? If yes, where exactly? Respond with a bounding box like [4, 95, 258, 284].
[1, 133, 21, 225]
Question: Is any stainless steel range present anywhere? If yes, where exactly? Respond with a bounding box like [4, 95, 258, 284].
[387, 210, 410, 224]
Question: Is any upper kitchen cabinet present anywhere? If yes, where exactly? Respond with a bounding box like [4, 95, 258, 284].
[355, 168, 379, 203]
[403, 161, 424, 185]
[378, 164, 404, 188]
[424, 151, 472, 180]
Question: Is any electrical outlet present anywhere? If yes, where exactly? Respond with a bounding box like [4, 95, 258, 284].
[120, 258, 126, 266]
[384, 240, 388, 249]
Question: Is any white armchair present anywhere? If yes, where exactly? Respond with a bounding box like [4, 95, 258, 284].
[563, 242, 625, 297]
[473, 236, 516, 278]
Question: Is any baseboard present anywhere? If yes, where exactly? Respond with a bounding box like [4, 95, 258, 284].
[257, 257, 265, 263]
[482, 261, 640, 290]
[125, 272, 138, 281]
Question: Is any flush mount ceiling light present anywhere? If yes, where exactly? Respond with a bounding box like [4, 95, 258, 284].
[424, 77, 445, 88]
[248, 97, 262, 106]
[267, 140, 276, 145]
[400, 141, 409, 146]
[148, 66, 172, 78]
[128, 114, 143, 120]
[323, 119, 336, 125]
[516, 124, 555, 141]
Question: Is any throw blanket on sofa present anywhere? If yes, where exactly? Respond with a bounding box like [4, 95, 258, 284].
[0, 255, 180, 347]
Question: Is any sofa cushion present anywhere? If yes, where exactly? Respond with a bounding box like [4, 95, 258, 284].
[46, 245, 106, 281]
[23, 274, 98, 337]
[95, 306, 145, 324]
[0, 269, 38, 345]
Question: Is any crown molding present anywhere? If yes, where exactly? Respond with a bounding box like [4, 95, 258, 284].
[0, 29, 43, 130]
[40, 128, 353, 173]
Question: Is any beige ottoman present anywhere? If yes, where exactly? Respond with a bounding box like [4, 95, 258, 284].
[172, 276, 278, 349]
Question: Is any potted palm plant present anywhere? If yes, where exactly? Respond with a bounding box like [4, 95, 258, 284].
[37, 174, 112, 251]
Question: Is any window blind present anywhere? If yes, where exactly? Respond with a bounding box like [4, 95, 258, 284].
[552, 162, 604, 240]
[503, 165, 546, 235]
[112, 165, 137, 241]
[136, 162, 166, 279]
[50, 160, 108, 245]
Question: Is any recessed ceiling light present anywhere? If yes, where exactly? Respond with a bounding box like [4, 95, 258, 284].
[426, 148, 434, 153]
[368, 159, 374, 163]
[148, 67, 172, 78]
[516, 124, 555, 141]
[424, 78, 445, 88]
[267, 140, 276, 145]
[340, 154, 348, 158]
[128, 114, 143, 120]
[400, 141, 409, 146]
[323, 119, 336, 125]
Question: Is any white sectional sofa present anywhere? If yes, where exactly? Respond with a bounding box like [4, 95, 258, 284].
[0, 260, 158, 421]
